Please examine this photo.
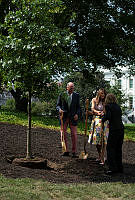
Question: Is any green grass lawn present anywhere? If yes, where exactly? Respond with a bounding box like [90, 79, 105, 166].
[0, 110, 135, 200]
[0, 110, 135, 141]
[0, 175, 135, 200]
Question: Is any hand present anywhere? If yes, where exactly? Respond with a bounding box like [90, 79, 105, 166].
[100, 111, 104, 116]
[59, 109, 64, 114]
[87, 111, 93, 115]
[99, 119, 102, 123]
[97, 111, 104, 116]
[74, 114, 78, 121]
[86, 110, 89, 116]
[97, 111, 102, 115]
[88, 111, 94, 115]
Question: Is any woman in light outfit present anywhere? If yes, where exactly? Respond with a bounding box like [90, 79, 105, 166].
[88, 88, 109, 164]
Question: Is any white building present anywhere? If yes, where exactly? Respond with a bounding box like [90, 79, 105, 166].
[0, 90, 13, 106]
[104, 68, 135, 120]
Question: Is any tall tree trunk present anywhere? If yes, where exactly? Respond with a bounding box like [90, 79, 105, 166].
[26, 90, 31, 159]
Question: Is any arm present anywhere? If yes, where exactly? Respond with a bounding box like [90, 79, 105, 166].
[88, 110, 94, 115]
[102, 105, 111, 123]
[91, 98, 102, 116]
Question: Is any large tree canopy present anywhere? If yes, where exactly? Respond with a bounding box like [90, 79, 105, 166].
[55, 0, 135, 72]
[1, 0, 134, 85]
[0, 0, 135, 103]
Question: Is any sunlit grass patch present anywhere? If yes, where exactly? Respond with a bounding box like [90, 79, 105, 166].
[0, 110, 135, 141]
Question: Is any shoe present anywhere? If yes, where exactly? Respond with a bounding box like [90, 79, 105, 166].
[105, 170, 118, 175]
[105, 170, 114, 175]
[99, 161, 104, 165]
[96, 159, 101, 163]
[61, 152, 69, 157]
[72, 153, 78, 158]
[99, 158, 105, 165]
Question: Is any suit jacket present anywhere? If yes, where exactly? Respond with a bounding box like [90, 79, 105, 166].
[102, 103, 124, 131]
[56, 92, 80, 126]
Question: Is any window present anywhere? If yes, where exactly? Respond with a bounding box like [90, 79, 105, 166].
[129, 96, 133, 109]
[118, 79, 121, 89]
[129, 78, 133, 89]
[107, 80, 110, 86]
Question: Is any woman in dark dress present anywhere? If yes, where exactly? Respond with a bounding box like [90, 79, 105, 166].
[101, 93, 124, 175]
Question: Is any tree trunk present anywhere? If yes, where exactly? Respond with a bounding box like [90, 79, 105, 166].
[26, 90, 32, 159]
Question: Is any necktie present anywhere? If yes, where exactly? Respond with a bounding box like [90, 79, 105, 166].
[67, 95, 71, 108]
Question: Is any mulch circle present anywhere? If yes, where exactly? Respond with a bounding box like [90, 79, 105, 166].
[0, 122, 135, 183]
[12, 157, 48, 169]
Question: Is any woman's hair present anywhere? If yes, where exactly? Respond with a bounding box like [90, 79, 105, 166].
[96, 88, 107, 105]
[105, 93, 117, 104]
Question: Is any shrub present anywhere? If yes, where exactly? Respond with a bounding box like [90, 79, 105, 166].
[31, 101, 45, 115]
[31, 100, 57, 117]
[1, 98, 15, 111]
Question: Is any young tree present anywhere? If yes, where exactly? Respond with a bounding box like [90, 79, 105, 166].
[0, 0, 74, 158]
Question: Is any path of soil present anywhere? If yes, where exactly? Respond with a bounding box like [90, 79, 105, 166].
[0, 122, 135, 184]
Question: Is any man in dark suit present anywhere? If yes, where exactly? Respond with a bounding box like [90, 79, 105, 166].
[56, 82, 80, 157]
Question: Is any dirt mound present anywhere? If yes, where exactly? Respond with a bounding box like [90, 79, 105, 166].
[0, 122, 135, 183]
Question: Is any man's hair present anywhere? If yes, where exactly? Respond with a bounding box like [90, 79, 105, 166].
[67, 82, 74, 88]
[105, 93, 117, 104]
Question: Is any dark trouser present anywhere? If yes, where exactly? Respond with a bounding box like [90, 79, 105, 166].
[107, 129, 124, 172]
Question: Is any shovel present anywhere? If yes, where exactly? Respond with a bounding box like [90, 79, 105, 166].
[60, 112, 66, 153]
[79, 99, 89, 159]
